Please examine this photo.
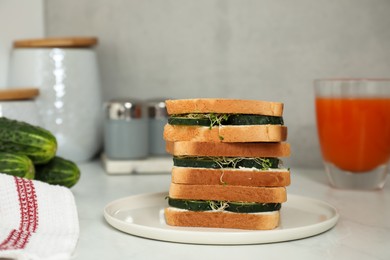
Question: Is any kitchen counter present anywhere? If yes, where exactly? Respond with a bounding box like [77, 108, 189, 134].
[72, 161, 390, 260]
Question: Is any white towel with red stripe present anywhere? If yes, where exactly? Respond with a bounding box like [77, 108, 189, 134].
[0, 173, 79, 260]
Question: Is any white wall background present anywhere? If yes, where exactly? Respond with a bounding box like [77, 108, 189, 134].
[0, 0, 44, 88]
[45, 0, 390, 168]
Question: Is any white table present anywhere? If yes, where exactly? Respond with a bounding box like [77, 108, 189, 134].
[72, 161, 390, 260]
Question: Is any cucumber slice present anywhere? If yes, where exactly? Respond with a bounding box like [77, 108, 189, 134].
[228, 201, 281, 213]
[238, 158, 279, 169]
[168, 114, 283, 126]
[173, 156, 280, 170]
[168, 117, 211, 126]
[173, 157, 221, 169]
[227, 114, 283, 125]
[168, 197, 281, 213]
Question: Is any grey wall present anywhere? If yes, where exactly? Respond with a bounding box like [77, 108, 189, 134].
[45, 0, 390, 168]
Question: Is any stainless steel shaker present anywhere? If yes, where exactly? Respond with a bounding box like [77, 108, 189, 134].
[147, 99, 168, 156]
[104, 99, 148, 159]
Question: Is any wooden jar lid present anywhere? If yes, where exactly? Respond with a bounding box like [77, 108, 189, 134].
[0, 88, 39, 101]
[14, 37, 98, 48]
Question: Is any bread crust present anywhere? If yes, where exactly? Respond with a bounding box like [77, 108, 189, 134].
[165, 99, 284, 116]
[164, 124, 287, 142]
[166, 141, 290, 157]
[171, 167, 290, 187]
[169, 183, 287, 203]
[165, 207, 280, 230]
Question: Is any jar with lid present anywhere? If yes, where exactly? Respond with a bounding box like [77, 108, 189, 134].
[0, 88, 41, 126]
[7, 37, 102, 162]
[104, 99, 148, 160]
[146, 99, 168, 156]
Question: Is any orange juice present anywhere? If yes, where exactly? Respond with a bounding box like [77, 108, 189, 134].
[316, 98, 390, 172]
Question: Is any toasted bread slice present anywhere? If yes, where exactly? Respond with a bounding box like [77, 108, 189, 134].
[164, 124, 287, 142]
[166, 141, 291, 158]
[171, 167, 290, 187]
[165, 99, 284, 116]
[165, 207, 280, 230]
[169, 183, 287, 203]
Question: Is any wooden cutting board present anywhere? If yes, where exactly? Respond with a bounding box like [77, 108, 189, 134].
[0, 88, 39, 100]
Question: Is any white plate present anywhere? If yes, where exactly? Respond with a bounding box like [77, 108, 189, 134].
[103, 192, 339, 244]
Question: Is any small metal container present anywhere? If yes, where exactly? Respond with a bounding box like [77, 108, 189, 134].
[104, 99, 148, 159]
[147, 99, 168, 156]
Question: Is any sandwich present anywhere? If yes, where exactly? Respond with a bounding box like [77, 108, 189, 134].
[164, 141, 290, 230]
[167, 141, 291, 187]
[163, 98, 290, 230]
[164, 98, 287, 142]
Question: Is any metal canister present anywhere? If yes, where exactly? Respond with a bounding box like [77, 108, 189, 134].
[147, 99, 168, 156]
[104, 99, 148, 159]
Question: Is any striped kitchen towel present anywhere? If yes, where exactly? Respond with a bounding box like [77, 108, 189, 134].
[0, 173, 79, 260]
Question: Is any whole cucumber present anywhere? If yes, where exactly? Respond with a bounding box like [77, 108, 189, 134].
[35, 156, 80, 188]
[0, 152, 35, 179]
[0, 117, 57, 164]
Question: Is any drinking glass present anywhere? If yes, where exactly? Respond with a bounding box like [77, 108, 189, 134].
[315, 79, 390, 189]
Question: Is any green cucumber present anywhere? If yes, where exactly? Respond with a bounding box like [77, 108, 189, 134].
[35, 156, 80, 188]
[168, 114, 283, 126]
[0, 117, 57, 164]
[228, 201, 281, 213]
[168, 197, 281, 213]
[0, 152, 35, 179]
[173, 156, 280, 170]
[168, 117, 211, 126]
[227, 114, 283, 125]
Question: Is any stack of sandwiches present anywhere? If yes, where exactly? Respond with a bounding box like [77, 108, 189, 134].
[163, 98, 291, 230]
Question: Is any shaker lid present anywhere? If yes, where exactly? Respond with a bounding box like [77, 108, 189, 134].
[147, 99, 168, 118]
[105, 99, 144, 120]
[13, 37, 98, 48]
[0, 88, 39, 101]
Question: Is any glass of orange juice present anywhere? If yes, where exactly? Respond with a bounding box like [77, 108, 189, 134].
[315, 79, 390, 189]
